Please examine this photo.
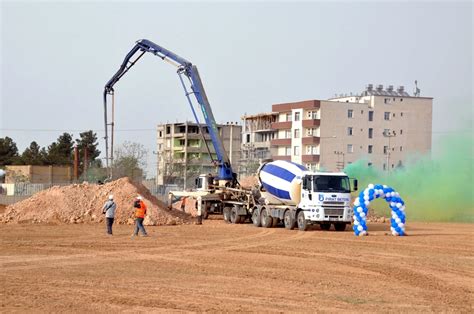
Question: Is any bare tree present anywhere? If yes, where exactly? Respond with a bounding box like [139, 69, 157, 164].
[112, 141, 148, 180]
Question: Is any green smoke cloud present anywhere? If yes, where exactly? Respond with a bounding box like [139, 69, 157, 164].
[345, 134, 474, 222]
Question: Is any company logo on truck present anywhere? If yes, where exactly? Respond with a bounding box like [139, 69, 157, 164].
[318, 193, 350, 202]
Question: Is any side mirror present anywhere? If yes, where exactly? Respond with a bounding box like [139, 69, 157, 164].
[353, 179, 358, 191]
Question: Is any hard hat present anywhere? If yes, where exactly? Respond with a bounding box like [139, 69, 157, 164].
[137, 195, 142, 200]
[108, 195, 114, 200]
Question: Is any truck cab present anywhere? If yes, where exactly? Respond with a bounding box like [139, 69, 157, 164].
[299, 172, 357, 231]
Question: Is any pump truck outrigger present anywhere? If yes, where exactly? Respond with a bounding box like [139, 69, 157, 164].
[103, 39, 358, 231]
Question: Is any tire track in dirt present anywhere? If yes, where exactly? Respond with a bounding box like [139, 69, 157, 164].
[0, 228, 280, 271]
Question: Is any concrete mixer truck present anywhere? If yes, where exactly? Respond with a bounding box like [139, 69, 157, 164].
[249, 160, 358, 231]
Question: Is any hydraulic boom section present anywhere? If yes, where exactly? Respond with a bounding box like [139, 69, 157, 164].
[103, 39, 234, 182]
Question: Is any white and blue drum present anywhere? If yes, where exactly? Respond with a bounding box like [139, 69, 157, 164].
[258, 160, 307, 205]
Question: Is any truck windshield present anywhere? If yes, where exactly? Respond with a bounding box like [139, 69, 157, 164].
[312, 175, 350, 193]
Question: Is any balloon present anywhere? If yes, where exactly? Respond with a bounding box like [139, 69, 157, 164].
[368, 184, 374, 189]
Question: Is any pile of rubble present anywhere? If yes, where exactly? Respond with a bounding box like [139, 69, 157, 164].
[1, 178, 193, 225]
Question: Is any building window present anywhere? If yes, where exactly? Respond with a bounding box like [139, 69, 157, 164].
[294, 112, 300, 121]
[294, 128, 300, 138]
[383, 163, 386, 170]
[158, 144, 162, 150]
[294, 146, 300, 156]
[347, 127, 353, 136]
[393, 113, 395, 117]
[368, 128, 373, 139]
[285, 130, 291, 138]
[384, 112, 391, 120]
[400, 146, 403, 152]
[361, 110, 364, 114]
[368, 145, 373, 154]
[286, 113, 292, 122]
[166, 126, 171, 134]
[383, 146, 388, 154]
[384, 98, 388, 104]
[285, 147, 291, 156]
[368, 162, 372, 167]
[400, 129, 403, 135]
[368, 111, 374, 121]
[400, 98, 403, 102]
[347, 144, 353, 153]
[401, 112, 404, 117]
[159, 131, 163, 137]
[348, 109, 353, 118]
[246, 134, 250, 143]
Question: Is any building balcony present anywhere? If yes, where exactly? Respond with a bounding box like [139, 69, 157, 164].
[272, 155, 292, 161]
[302, 136, 320, 145]
[302, 155, 320, 163]
[186, 146, 204, 153]
[242, 142, 271, 149]
[302, 119, 320, 128]
[271, 138, 292, 146]
[271, 121, 292, 129]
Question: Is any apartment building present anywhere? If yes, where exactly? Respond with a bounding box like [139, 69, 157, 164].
[240, 113, 277, 176]
[271, 84, 433, 171]
[156, 121, 241, 186]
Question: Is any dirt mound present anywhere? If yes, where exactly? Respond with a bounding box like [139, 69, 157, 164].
[1, 178, 193, 225]
[239, 175, 258, 189]
[171, 197, 198, 216]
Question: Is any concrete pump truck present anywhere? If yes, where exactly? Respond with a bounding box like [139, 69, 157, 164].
[103, 39, 357, 231]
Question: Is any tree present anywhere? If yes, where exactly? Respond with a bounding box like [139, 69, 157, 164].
[76, 130, 101, 173]
[21, 141, 47, 165]
[112, 141, 148, 180]
[0, 137, 21, 166]
[46, 133, 74, 165]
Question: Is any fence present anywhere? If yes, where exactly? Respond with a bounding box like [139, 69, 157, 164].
[0, 181, 179, 206]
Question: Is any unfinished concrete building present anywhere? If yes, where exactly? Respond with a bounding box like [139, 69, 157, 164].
[240, 113, 277, 176]
[156, 122, 241, 187]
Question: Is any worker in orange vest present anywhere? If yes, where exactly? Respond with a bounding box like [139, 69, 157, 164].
[132, 195, 148, 237]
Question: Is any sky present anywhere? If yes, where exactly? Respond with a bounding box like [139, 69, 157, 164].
[1, 0, 472, 178]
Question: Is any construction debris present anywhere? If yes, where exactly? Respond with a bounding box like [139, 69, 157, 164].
[1, 178, 192, 225]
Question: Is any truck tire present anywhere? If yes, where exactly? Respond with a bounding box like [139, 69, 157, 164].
[297, 211, 309, 231]
[202, 203, 210, 219]
[223, 207, 232, 223]
[284, 210, 296, 230]
[230, 207, 242, 224]
[334, 223, 347, 231]
[320, 223, 331, 231]
[261, 208, 273, 228]
[271, 217, 279, 227]
[252, 208, 261, 227]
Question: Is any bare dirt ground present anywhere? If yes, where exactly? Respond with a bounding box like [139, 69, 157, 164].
[1, 221, 473, 312]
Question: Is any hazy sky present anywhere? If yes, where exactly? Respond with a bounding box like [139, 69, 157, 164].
[1, 0, 472, 177]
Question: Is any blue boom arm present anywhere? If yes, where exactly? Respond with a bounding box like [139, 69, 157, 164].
[103, 39, 234, 181]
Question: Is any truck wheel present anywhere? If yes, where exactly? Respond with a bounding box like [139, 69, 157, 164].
[202, 203, 210, 219]
[320, 223, 331, 231]
[223, 207, 232, 223]
[334, 223, 347, 231]
[284, 210, 296, 230]
[297, 211, 309, 231]
[230, 207, 242, 224]
[252, 209, 261, 227]
[261, 209, 273, 228]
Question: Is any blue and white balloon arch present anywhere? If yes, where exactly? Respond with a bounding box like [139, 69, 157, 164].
[353, 184, 406, 236]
